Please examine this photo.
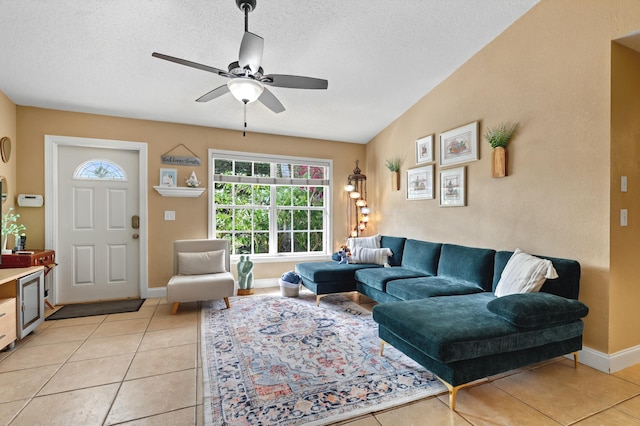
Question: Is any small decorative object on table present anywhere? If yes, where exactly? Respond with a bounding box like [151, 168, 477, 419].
[185, 171, 200, 188]
[385, 158, 402, 191]
[484, 122, 518, 178]
[237, 255, 254, 295]
[1, 208, 26, 255]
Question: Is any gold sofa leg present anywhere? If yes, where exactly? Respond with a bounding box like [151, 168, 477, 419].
[171, 302, 180, 315]
[224, 297, 231, 309]
[316, 295, 326, 307]
[573, 351, 579, 369]
[380, 340, 386, 356]
[436, 377, 475, 411]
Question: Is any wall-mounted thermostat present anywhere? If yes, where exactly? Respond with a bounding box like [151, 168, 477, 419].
[17, 194, 43, 207]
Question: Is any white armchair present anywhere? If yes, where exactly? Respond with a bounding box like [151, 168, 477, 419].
[167, 239, 235, 314]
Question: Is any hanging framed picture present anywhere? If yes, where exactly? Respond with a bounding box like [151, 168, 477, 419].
[415, 134, 434, 164]
[439, 166, 466, 207]
[439, 121, 479, 166]
[407, 165, 434, 200]
[160, 168, 177, 187]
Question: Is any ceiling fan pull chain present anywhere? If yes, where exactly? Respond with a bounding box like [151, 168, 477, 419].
[243, 102, 248, 137]
[244, 4, 249, 32]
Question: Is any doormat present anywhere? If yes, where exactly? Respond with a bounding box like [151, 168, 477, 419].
[46, 299, 145, 320]
[201, 294, 446, 425]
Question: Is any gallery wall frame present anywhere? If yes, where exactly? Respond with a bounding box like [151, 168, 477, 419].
[439, 121, 479, 167]
[407, 165, 434, 200]
[439, 166, 466, 207]
[416, 134, 434, 164]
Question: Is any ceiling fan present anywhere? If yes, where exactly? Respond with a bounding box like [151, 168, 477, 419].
[152, 0, 328, 133]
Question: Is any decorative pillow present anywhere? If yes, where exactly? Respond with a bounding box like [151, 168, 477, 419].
[494, 249, 558, 297]
[487, 293, 589, 329]
[178, 250, 226, 275]
[346, 235, 381, 250]
[350, 246, 393, 265]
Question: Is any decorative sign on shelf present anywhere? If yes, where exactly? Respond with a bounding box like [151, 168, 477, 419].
[161, 143, 201, 166]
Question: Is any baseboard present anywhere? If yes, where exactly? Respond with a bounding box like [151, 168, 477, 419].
[253, 278, 280, 288]
[146, 287, 167, 299]
[573, 345, 640, 373]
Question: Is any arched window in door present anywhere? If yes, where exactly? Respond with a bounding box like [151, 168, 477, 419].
[73, 159, 127, 181]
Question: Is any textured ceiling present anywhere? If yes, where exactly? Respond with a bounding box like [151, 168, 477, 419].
[0, 1, 539, 144]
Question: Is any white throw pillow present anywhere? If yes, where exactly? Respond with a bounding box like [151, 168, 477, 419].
[350, 246, 393, 265]
[178, 250, 226, 275]
[346, 234, 381, 250]
[494, 248, 559, 297]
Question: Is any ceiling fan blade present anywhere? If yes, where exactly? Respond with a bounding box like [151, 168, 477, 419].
[262, 74, 328, 90]
[196, 85, 230, 102]
[258, 88, 285, 113]
[238, 32, 264, 74]
[152, 52, 228, 76]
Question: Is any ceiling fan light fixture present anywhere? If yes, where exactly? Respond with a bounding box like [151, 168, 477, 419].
[227, 78, 264, 103]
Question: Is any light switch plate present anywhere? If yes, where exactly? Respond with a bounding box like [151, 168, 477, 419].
[621, 176, 627, 192]
[621, 209, 628, 227]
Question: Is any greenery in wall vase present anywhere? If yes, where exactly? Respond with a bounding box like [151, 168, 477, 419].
[484, 122, 518, 178]
[385, 157, 402, 191]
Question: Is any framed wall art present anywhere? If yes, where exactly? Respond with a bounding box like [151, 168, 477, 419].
[160, 168, 177, 187]
[439, 121, 479, 166]
[407, 165, 434, 200]
[439, 166, 466, 207]
[415, 134, 434, 164]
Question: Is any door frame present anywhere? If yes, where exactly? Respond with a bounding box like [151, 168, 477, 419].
[44, 135, 149, 305]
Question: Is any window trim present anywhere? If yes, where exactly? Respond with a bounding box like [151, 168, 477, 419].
[208, 149, 333, 260]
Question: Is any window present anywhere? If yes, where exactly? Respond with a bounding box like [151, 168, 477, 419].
[74, 159, 126, 181]
[210, 150, 331, 257]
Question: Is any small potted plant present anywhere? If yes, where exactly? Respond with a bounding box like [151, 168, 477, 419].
[1, 208, 26, 254]
[385, 158, 402, 191]
[484, 123, 518, 178]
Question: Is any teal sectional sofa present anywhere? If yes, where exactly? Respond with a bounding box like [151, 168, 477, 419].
[295, 236, 589, 409]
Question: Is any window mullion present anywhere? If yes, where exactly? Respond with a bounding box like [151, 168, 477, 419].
[269, 185, 277, 255]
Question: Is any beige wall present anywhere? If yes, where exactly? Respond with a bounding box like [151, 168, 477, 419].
[365, 0, 640, 354]
[15, 107, 365, 289]
[0, 91, 17, 215]
[610, 42, 640, 353]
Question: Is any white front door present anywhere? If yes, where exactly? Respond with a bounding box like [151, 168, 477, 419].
[57, 145, 140, 303]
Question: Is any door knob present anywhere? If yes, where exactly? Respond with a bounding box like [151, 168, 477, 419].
[132, 234, 139, 240]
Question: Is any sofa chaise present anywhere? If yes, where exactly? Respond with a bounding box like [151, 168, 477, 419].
[295, 236, 589, 409]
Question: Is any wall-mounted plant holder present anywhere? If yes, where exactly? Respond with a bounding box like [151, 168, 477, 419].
[391, 171, 400, 191]
[492, 147, 507, 178]
[484, 122, 518, 179]
[385, 157, 402, 191]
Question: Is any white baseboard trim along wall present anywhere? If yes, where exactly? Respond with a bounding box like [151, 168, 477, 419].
[578, 344, 640, 374]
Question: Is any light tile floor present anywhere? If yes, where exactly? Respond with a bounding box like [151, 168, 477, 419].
[0, 287, 639, 425]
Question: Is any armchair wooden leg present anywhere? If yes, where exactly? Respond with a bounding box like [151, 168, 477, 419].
[224, 297, 230, 309]
[171, 302, 180, 315]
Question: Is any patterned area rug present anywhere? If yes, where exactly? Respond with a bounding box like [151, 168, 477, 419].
[201, 293, 446, 425]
